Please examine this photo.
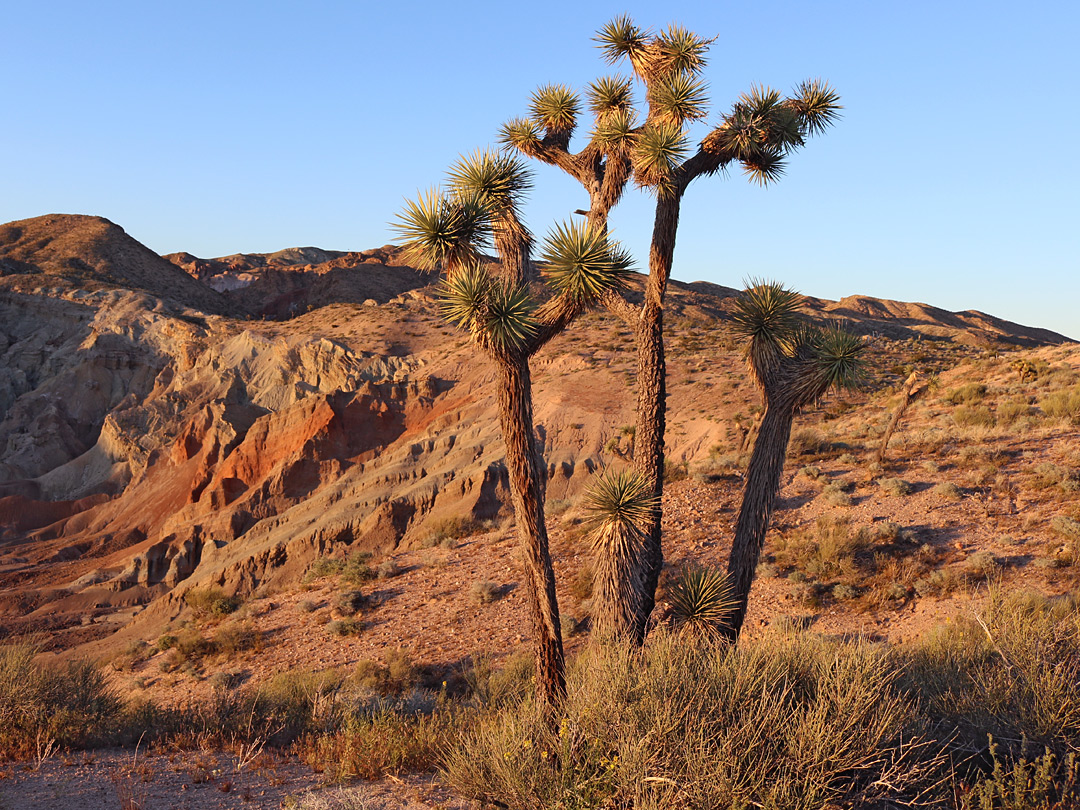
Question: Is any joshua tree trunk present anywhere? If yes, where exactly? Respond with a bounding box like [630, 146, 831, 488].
[627, 190, 683, 642]
[631, 300, 666, 641]
[722, 403, 795, 642]
[873, 372, 921, 466]
[496, 356, 566, 708]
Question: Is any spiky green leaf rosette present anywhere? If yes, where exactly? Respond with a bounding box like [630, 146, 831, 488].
[540, 222, 634, 308]
[529, 84, 580, 136]
[582, 468, 658, 536]
[668, 566, 737, 636]
[440, 264, 537, 354]
[392, 190, 490, 273]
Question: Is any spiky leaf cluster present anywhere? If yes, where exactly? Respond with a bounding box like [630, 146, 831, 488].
[733, 281, 864, 401]
[499, 118, 543, 155]
[582, 468, 658, 534]
[540, 222, 634, 307]
[392, 190, 490, 273]
[591, 108, 635, 153]
[652, 24, 711, 77]
[529, 85, 580, 136]
[703, 82, 842, 185]
[447, 151, 532, 215]
[669, 566, 736, 635]
[587, 76, 634, 115]
[731, 280, 803, 352]
[788, 79, 843, 136]
[808, 325, 865, 390]
[440, 264, 537, 354]
[632, 123, 688, 189]
[595, 16, 648, 69]
[651, 73, 709, 125]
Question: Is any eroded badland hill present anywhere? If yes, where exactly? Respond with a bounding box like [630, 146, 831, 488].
[1, 212, 1078, 700]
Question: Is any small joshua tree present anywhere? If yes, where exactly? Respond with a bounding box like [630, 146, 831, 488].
[395, 150, 633, 709]
[722, 282, 864, 641]
[581, 468, 657, 642]
[501, 18, 842, 641]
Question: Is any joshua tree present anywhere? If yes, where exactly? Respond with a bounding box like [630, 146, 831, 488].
[722, 282, 864, 642]
[394, 151, 633, 709]
[500, 18, 842, 641]
[581, 468, 657, 642]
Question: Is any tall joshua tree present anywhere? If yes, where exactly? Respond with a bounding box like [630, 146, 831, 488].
[500, 18, 842, 641]
[394, 151, 634, 709]
[722, 282, 864, 642]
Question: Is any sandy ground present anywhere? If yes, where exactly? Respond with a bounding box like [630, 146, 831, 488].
[0, 750, 470, 810]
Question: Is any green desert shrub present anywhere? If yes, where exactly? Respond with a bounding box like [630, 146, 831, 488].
[947, 383, 988, 404]
[184, 587, 241, 618]
[954, 405, 995, 428]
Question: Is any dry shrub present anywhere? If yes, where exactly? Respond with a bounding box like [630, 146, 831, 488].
[469, 580, 502, 605]
[998, 399, 1034, 425]
[421, 516, 482, 548]
[947, 383, 988, 404]
[0, 643, 124, 758]
[879, 477, 913, 497]
[444, 630, 920, 810]
[954, 405, 995, 429]
[299, 710, 455, 783]
[332, 590, 366, 616]
[933, 481, 964, 501]
[1040, 387, 1080, 423]
[772, 516, 870, 582]
[902, 588, 1080, 749]
[787, 428, 832, 458]
[184, 587, 241, 619]
[352, 649, 416, 696]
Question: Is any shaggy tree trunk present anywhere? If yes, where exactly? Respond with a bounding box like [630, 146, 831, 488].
[590, 523, 643, 643]
[628, 193, 681, 642]
[873, 372, 920, 466]
[631, 304, 666, 642]
[496, 356, 566, 709]
[722, 404, 795, 642]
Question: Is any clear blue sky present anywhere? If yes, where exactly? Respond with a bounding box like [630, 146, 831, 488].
[3, 1, 1077, 339]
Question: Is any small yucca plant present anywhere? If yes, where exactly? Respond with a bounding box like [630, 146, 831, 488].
[668, 566, 737, 636]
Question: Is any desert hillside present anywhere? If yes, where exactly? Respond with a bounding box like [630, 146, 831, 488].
[0, 212, 1076, 674]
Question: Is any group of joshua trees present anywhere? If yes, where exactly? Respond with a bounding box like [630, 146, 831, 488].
[394, 18, 863, 709]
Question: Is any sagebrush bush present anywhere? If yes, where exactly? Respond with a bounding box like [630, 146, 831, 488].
[444, 630, 919, 810]
[184, 587, 240, 618]
[1041, 387, 1080, 423]
[0, 643, 125, 758]
[879, 477, 913, 497]
[954, 405, 995, 428]
[933, 481, 964, 501]
[948, 383, 988, 404]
